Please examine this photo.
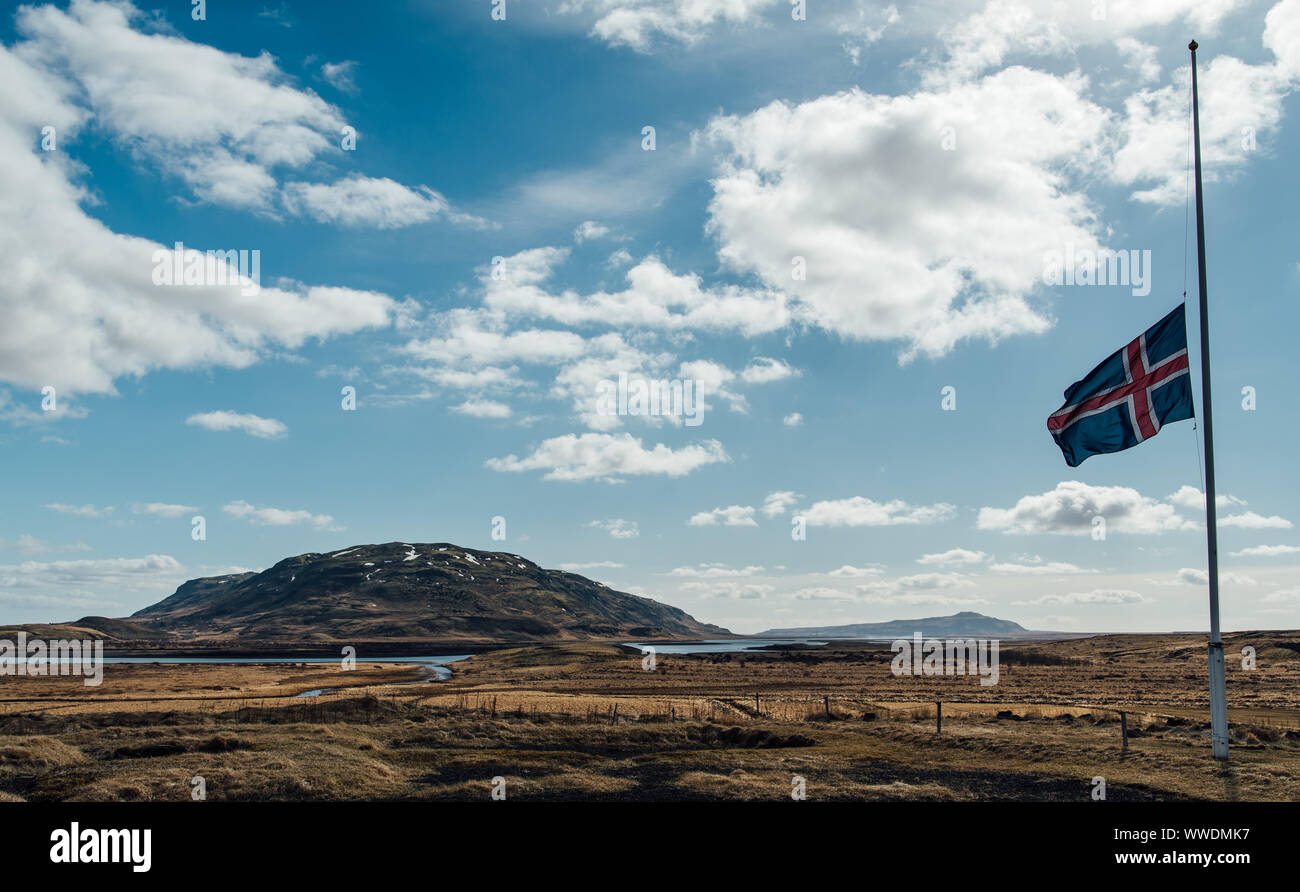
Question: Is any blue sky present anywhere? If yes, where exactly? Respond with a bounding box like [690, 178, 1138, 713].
[1, 0, 1297, 634]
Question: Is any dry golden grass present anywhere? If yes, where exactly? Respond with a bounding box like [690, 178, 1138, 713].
[0, 633, 1297, 801]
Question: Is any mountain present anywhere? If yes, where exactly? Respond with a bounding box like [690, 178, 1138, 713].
[130, 542, 728, 643]
[758, 611, 1031, 638]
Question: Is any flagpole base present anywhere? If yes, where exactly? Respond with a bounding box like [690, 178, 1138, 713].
[1208, 641, 1229, 760]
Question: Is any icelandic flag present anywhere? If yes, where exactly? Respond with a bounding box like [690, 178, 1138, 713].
[1047, 304, 1194, 467]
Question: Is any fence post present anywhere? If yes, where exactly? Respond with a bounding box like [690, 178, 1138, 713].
[824, 695, 831, 718]
[1120, 711, 1128, 751]
[936, 700, 942, 734]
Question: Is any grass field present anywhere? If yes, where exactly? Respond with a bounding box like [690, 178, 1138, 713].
[2, 631, 1298, 801]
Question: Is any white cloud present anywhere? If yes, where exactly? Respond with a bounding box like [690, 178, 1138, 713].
[1219, 511, 1292, 530]
[586, 518, 640, 539]
[680, 580, 773, 600]
[827, 564, 884, 577]
[186, 411, 288, 440]
[558, 560, 625, 571]
[703, 68, 1110, 361]
[670, 564, 764, 578]
[451, 399, 512, 419]
[761, 491, 801, 517]
[486, 432, 728, 482]
[1176, 567, 1257, 585]
[1229, 544, 1300, 557]
[1167, 485, 1247, 510]
[858, 572, 975, 595]
[14, 0, 344, 211]
[573, 220, 612, 242]
[1013, 588, 1150, 607]
[1113, 48, 1295, 205]
[916, 548, 988, 566]
[839, 2, 900, 65]
[131, 502, 198, 518]
[989, 560, 1090, 575]
[479, 247, 790, 338]
[1265, 0, 1300, 78]
[931, 0, 1244, 87]
[320, 60, 358, 94]
[0, 553, 186, 613]
[45, 503, 114, 518]
[978, 481, 1195, 535]
[740, 357, 799, 384]
[560, 0, 779, 50]
[802, 496, 957, 527]
[1115, 37, 1162, 85]
[283, 175, 484, 229]
[0, 3, 428, 397]
[782, 413, 803, 427]
[222, 500, 338, 529]
[405, 306, 589, 367]
[688, 505, 758, 527]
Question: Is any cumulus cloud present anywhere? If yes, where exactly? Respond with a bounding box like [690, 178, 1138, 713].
[761, 491, 802, 518]
[670, 564, 764, 578]
[0, 553, 186, 614]
[1219, 511, 1292, 530]
[561, 0, 779, 50]
[857, 572, 976, 596]
[1229, 544, 1300, 557]
[916, 548, 988, 566]
[1113, 46, 1296, 205]
[1013, 588, 1150, 606]
[558, 560, 625, 570]
[1115, 37, 1162, 85]
[930, 0, 1244, 84]
[478, 247, 790, 338]
[688, 505, 758, 527]
[827, 564, 884, 577]
[486, 432, 728, 482]
[283, 175, 483, 229]
[572, 220, 612, 242]
[680, 580, 773, 600]
[186, 411, 287, 440]
[978, 481, 1195, 535]
[1176, 567, 1257, 585]
[802, 496, 957, 527]
[586, 518, 640, 539]
[782, 413, 803, 427]
[1167, 485, 1247, 510]
[740, 357, 799, 384]
[222, 500, 338, 529]
[989, 559, 1090, 575]
[451, 399, 512, 419]
[702, 68, 1109, 361]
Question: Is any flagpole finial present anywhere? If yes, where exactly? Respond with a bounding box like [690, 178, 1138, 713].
[1189, 39, 1198, 51]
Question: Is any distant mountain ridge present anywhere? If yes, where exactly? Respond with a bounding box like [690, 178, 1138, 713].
[129, 542, 727, 643]
[758, 611, 1031, 638]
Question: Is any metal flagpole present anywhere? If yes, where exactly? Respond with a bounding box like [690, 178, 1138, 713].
[1189, 39, 1230, 760]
